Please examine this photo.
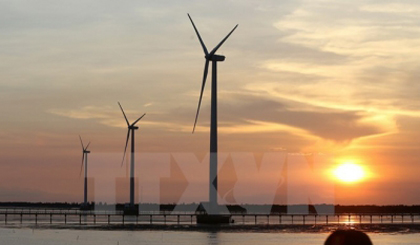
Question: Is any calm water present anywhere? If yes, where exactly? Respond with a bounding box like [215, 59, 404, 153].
[0, 228, 419, 245]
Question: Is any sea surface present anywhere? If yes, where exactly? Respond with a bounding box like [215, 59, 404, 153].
[1, 227, 419, 245]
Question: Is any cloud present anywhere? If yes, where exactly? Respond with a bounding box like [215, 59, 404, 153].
[49, 106, 114, 120]
[220, 93, 391, 142]
[273, 1, 420, 58]
[360, 3, 420, 14]
[48, 105, 179, 130]
[254, 0, 420, 123]
[48, 92, 390, 143]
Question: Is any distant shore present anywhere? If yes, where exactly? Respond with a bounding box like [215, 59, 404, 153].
[2, 223, 420, 234]
[1, 202, 420, 214]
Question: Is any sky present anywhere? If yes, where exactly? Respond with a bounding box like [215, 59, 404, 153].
[0, 0, 420, 206]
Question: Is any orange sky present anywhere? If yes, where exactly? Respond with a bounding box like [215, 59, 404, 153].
[1, 0, 420, 205]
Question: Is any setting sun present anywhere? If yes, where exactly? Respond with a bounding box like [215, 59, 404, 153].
[333, 161, 366, 183]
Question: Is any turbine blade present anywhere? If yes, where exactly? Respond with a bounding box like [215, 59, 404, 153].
[121, 129, 130, 167]
[79, 153, 84, 177]
[79, 135, 84, 149]
[118, 102, 130, 126]
[85, 142, 91, 150]
[209, 24, 238, 56]
[192, 59, 210, 133]
[132, 113, 146, 126]
[188, 13, 208, 55]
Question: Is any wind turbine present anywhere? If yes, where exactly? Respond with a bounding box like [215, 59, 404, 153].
[118, 102, 146, 209]
[188, 14, 238, 214]
[79, 136, 90, 208]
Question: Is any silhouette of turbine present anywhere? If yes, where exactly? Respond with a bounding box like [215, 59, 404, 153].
[118, 102, 146, 208]
[188, 13, 238, 213]
[79, 135, 90, 208]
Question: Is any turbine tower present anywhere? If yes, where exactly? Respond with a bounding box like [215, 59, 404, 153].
[79, 136, 90, 209]
[188, 14, 238, 214]
[118, 102, 146, 210]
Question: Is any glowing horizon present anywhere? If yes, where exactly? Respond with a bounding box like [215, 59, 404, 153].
[1, 0, 420, 206]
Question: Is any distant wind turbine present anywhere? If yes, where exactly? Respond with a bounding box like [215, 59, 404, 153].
[118, 102, 146, 209]
[188, 13, 238, 213]
[79, 136, 90, 208]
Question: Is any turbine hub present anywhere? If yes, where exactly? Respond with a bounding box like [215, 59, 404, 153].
[129, 126, 139, 130]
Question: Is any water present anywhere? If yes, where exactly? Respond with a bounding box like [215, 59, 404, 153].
[0, 227, 419, 245]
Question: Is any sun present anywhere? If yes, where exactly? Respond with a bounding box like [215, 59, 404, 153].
[333, 161, 366, 183]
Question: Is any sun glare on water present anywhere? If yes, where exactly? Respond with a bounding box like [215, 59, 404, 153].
[333, 161, 366, 183]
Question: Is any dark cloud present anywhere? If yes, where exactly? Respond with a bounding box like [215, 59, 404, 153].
[219, 94, 384, 142]
[146, 93, 385, 142]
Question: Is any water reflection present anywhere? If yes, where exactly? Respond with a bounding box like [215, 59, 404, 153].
[207, 232, 220, 245]
[340, 215, 359, 225]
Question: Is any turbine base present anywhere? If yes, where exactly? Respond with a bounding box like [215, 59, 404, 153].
[196, 214, 232, 224]
[123, 204, 139, 215]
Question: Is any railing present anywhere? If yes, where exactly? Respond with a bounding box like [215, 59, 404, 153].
[1, 209, 419, 226]
[231, 213, 420, 225]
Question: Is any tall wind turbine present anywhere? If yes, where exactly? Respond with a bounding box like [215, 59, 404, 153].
[188, 14, 238, 213]
[79, 136, 90, 208]
[118, 102, 146, 209]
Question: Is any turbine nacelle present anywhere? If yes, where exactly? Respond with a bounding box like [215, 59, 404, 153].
[129, 125, 139, 130]
[206, 54, 225, 62]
